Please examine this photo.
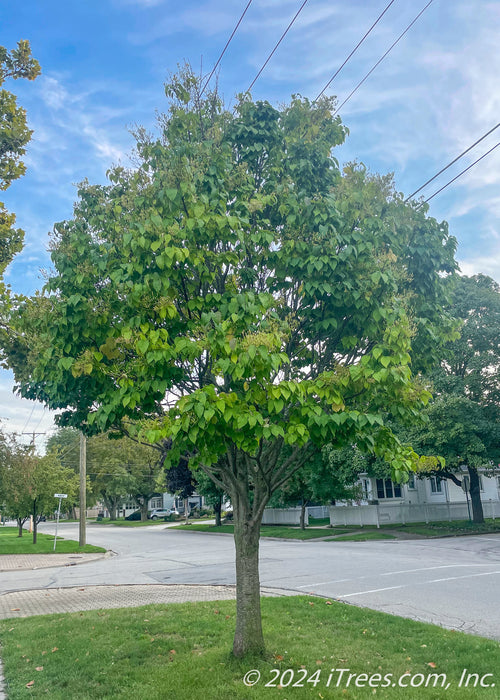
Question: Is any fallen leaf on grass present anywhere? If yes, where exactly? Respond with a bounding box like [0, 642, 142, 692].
[274, 654, 284, 661]
[51, 647, 58, 653]
[325, 601, 332, 605]
[26, 681, 34, 688]
[35, 667, 43, 672]
[428, 662, 437, 668]
[8, 627, 14, 632]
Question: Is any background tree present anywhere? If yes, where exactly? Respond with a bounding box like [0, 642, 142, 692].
[6, 69, 456, 656]
[0, 41, 40, 293]
[0, 431, 32, 535]
[2, 441, 78, 543]
[270, 446, 363, 529]
[410, 274, 500, 522]
[48, 428, 160, 520]
[165, 456, 196, 525]
[195, 462, 228, 526]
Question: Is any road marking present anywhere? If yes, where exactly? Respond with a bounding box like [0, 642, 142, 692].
[296, 578, 351, 588]
[337, 570, 500, 598]
[428, 570, 500, 583]
[341, 585, 405, 597]
[295, 564, 491, 589]
[379, 564, 491, 576]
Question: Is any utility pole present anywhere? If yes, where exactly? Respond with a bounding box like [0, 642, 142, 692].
[79, 432, 86, 546]
[21, 431, 45, 448]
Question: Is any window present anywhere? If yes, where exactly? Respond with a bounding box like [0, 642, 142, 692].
[376, 478, 402, 499]
[407, 473, 416, 490]
[150, 497, 163, 509]
[361, 479, 370, 500]
[430, 476, 443, 493]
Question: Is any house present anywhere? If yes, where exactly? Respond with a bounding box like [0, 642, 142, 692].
[330, 470, 500, 527]
[262, 471, 500, 527]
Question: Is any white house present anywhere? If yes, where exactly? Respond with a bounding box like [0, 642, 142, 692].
[262, 471, 500, 527]
[330, 471, 500, 527]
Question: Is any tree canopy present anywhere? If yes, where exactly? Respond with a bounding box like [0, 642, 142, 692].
[412, 274, 500, 522]
[5, 69, 458, 656]
[0, 40, 40, 279]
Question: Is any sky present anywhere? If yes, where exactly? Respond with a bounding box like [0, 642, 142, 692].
[1, 0, 499, 448]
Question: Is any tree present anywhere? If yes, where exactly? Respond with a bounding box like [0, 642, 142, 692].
[6, 69, 456, 656]
[48, 427, 161, 521]
[270, 446, 363, 529]
[413, 275, 500, 522]
[2, 440, 78, 543]
[196, 467, 227, 526]
[0, 41, 40, 285]
[0, 431, 32, 535]
[165, 456, 196, 525]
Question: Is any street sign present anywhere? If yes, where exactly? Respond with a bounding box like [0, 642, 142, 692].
[54, 493, 68, 499]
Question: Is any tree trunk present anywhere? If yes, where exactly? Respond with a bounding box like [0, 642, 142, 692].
[299, 499, 308, 530]
[17, 518, 23, 537]
[109, 504, 117, 521]
[32, 502, 37, 545]
[232, 510, 265, 658]
[139, 499, 149, 522]
[214, 496, 222, 527]
[468, 466, 484, 524]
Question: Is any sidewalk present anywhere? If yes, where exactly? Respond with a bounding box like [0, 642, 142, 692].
[0, 583, 295, 620]
[0, 551, 109, 572]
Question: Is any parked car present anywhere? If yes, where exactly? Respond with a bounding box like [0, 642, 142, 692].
[125, 510, 142, 521]
[149, 509, 170, 520]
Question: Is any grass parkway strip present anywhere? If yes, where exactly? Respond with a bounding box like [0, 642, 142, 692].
[0, 596, 498, 699]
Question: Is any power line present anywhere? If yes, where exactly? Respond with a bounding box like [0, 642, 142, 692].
[20, 403, 36, 435]
[406, 121, 500, 200]
[419, 141, 500, 205]
[247, 0, 309, 94]
[200, 0, 254, 96]
[333, 0, 434, 116]
[32, 407, 47, 434]
[315, 0, 398, 102]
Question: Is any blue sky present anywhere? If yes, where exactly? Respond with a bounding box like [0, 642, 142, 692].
[1, 0, 499, 445]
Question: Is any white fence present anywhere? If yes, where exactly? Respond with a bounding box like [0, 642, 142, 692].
[261, 505, 331, 525]
[329, 500, 500, 527]
[262, 507, 306, 526]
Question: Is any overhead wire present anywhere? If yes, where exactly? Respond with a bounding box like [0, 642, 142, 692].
[20, 403, 36, 435]
[315, 0, 398, 101]
[200, 0, 254, 96]
[246, 0, 309, 94]
[332, 0, 435, 116]
[419, 141, 500, 206]
[406, 121, 500, 200]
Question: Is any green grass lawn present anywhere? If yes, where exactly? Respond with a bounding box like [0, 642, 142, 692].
[308, 516, 331, 526]
[383, 519, 500, 537]
[325, 532, 397, 542]
[0, 527, 105, 555]
[173, 523, 345, 539]
[0, 597, 498, 699]
[94, 518, 172, 527]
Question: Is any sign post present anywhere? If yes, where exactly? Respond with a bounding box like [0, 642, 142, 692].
[53, 493, 68, 551]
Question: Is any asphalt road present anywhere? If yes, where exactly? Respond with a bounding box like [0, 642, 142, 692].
[4, 522, 500, 640]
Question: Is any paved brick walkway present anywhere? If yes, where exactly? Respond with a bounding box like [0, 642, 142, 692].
[0, 583, 294, 620]
[0, 552, 108, 571]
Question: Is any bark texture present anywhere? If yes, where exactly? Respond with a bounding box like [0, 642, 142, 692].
[232, 513, 265, 658]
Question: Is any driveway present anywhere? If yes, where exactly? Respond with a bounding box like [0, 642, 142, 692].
[2, 522, 500, 640]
